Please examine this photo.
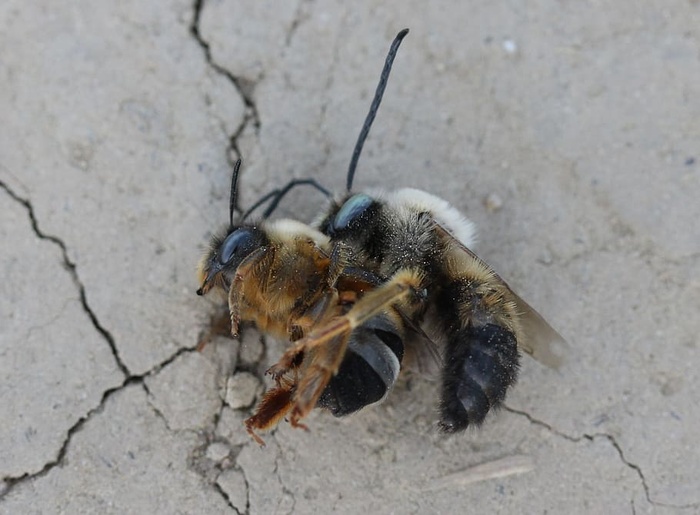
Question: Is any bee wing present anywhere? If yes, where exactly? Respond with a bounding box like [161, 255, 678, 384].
[433, 222, 567, 369]
[399, 310, 443, 381]
[505, 288, 566, 369]
[336, 265, 444, 380]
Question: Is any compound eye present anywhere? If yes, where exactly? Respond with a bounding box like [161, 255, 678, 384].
[219, 228, 256, 265]
[332, 194, 374, 232]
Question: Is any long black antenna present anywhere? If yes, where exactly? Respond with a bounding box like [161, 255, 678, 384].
[241, 179, 331, 221]
[229, 159, 242, 227]
[346, 28, 409, 192]
[260, 179, 331, 219]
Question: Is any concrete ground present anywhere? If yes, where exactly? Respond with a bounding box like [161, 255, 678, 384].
[1, 1, 698, 513]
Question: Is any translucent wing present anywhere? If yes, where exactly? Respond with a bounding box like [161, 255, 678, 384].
[433, 222, 567, 369]
[503, 288, 566, 368]
[399, 311, 443, 381]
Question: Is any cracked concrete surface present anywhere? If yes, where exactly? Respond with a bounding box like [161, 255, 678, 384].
[1, 0, 699, 513]
[0, 187, 124, 480]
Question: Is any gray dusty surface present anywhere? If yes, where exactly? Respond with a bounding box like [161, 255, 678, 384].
[1, 1, 699, 513]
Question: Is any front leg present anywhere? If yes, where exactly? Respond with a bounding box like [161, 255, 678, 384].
[227, 247, 271, 337]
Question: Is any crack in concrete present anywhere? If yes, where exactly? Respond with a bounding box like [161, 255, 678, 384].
[271, 437, 296, 515]
[187, 4, 269, 509]
[0, 180, 131, 379]
[0, 345, 197, 500]
[187, 430, 247, 514]
[1, 174, 218, 503]
[240, 465, 251, 515]
[24, 297, 73, 342]
[284, 0, 313, 48]
[210, 406, 253, 512]
[504, 405, 700, 510]
[3, 171, 265, 514]
[142, 382, 177, 434]
[213, 480, 241, 514]
[0, 3, 263, 499]
[0, 377, 137, 500]
[190, 0, 260, 164]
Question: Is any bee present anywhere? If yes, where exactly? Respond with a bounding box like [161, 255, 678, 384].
[310, 190, 565, 432]
[197, 160, 419, 444]
[197, 28, 564, 443]
[196, 170, 416, 444]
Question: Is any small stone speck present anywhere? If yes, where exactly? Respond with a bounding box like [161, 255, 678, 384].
[205, 441, 230, 462]
[502, 39, 518, 54]
[537, 249, 553, 265]
[225, 372, 262, 409]
[238, 330, 264, 366]
[484, 192, 504, 212]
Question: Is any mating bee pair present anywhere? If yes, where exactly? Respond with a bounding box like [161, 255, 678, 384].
[197, 29, 564, 445]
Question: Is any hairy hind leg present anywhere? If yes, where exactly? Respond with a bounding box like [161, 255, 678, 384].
[271, 268, 426, 427]
[438, 322, 519, 432]
[435, 273, 521, 432]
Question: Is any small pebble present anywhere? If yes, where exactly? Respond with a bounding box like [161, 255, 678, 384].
[238, 330, 264, 366]
[502, 39, 518, 55]
[225, 372, 262, 409]
[537, 249, 553, 265]
[484, 192, 504, 212]
[206, 442, 231, 462]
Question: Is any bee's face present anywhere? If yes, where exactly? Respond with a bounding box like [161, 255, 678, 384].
[197, 226, 268, 296]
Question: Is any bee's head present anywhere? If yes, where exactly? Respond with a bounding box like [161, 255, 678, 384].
[196, 225, 268, 296]
[320, 193, 379, 238]
[196, 159, 269, 296]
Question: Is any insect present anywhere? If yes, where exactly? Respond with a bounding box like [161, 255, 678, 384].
[197, 28, 564, 443]
[197, 159, 416, 444]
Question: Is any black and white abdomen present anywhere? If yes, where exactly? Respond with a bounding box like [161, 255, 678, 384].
[317, 314, 404, 417]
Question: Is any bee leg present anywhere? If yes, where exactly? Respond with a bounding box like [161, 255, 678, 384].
[266, 346, 305, 385]
[438, 322, 520, 433]
[268, 318, 352, 384]
[289, 332, 351, 423]
[244, 377, 296, 446]
[227, 278, 243, 338]
[284, 269, 426, 424]
[283, 244, 380, 343]
[227, 247, 271, 337]
[281, 242, 340, 341]
[286, 290, 338, 342]
[288, 416, 309, 432]
[323, 241, 350, 280]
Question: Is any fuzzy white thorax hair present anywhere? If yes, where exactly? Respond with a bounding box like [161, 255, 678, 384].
[375, 188, 477, 247]
[265, 218, 331, 246]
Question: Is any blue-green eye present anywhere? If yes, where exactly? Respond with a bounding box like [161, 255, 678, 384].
[332, 194, 374, 232]
[219, 228, 256, 264]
